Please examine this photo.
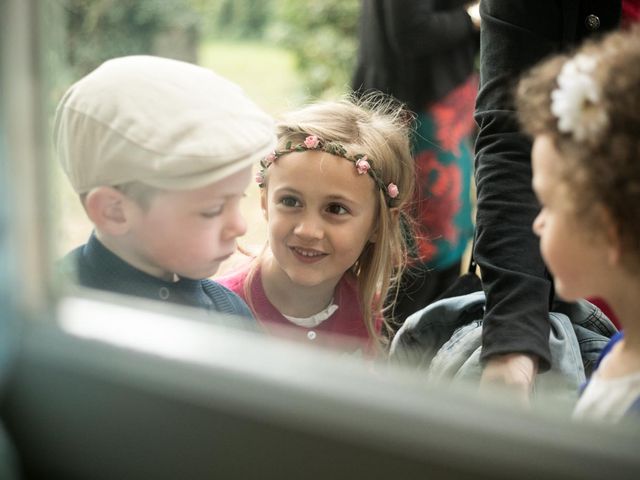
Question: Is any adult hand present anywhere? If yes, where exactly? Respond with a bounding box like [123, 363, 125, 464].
[480, 353, 538, 406]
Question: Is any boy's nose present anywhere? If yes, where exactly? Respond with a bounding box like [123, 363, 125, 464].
[223, 210, 247, 239]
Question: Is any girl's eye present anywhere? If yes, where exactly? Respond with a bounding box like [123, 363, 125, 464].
[280, 196, 301, 208]
[327, 203, 349, 215]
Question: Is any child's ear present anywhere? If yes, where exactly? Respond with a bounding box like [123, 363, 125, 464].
[260, 188, 268, 220]
[369, 208, 400, 243]
[389, 208, 400, 223]
[598, 205, 622, 266]
[84, 187, 131, 236]
[606, 230, 622, 267]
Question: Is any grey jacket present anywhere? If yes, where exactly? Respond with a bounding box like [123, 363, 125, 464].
[390, 291, 617, 401]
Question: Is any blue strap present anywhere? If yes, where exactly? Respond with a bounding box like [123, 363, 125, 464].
[579, 331, 625, 395]
[595, 331, 625, 370]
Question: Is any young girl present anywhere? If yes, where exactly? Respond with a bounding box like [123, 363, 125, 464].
[516, 25, 640, 422]
[217, 95, 415, 353]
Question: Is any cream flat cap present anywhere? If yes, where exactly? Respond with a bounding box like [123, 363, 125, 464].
[54, 55, 276, 193]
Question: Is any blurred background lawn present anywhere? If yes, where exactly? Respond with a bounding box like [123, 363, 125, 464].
[51, 0, 359, 275]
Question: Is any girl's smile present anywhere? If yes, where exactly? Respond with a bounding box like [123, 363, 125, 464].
[261, 150, 378, 291]
[289, 246, 328, 263]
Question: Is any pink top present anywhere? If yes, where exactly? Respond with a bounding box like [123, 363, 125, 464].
[216, 264, 373, 354]
[622, 0, 640, 27]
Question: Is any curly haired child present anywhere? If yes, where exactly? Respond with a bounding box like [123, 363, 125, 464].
[217, 95, 416, 353]
[516, 25, 640, 422]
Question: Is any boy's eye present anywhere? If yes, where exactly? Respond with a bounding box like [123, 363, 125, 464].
[326, 203, 349, 215]
[200, 206, 224, 218]
[280, 196, 301, 208]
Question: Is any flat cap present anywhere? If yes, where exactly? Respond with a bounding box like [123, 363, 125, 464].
[54, 55, 276, 193]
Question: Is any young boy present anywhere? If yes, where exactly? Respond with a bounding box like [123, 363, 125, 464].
[54, 55, 276, 319]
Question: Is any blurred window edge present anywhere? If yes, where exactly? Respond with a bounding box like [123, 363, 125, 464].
[12, 293, 640, 479]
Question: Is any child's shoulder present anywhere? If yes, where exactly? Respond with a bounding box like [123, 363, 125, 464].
[57, 243, 84, 270]
[201, 278, 238, 300]
[595, 332, 626, 374]
[201, 278, 253, 320]
[54, 244, 85, 287]
[335, 271, 366, 312]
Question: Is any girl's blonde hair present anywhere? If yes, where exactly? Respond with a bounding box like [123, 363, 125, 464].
[516, 25, 640, 268]
[246, 93, 416, 348]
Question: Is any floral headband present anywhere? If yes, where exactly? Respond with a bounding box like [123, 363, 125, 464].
[255, 135, 400, 206]
[550, 54, 608, 141]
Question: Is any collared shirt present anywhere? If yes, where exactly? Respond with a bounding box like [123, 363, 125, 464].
[217, 264, 375, 354]
[58, 233, 254, 323]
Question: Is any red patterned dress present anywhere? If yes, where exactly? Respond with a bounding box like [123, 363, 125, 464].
[411, 76, 477, 269]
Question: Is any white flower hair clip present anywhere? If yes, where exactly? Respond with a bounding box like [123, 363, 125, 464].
[550, 54, 608, 141]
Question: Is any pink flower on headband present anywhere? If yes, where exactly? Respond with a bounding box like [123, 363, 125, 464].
[255, 170, 265, 185]
[304, 135, 320, 149]
[355, 157, 370, 175]
[265, 151, 277, 165]
[387, 183, 399, 199]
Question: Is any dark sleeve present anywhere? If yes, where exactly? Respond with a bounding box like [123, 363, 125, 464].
[382, 0, 475, 56]
[474, 0, 565, 371]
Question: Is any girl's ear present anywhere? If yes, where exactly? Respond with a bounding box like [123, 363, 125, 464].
[598, 205, 622, 266]
[389, 207, 400, 223]
[369, 208, 399, 243]
[84, 187, 132, 236]
[260, 188, 268, 220]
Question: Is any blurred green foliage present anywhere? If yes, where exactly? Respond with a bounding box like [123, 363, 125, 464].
[271, 0, 359, 98]
[58, 0, 360, 99]
[191, 0, 274, 40]
[60, 0, 200, 78]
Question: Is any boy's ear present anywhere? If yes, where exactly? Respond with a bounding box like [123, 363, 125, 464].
[260, 188, 268, 220]
[84, 187, 131, 236]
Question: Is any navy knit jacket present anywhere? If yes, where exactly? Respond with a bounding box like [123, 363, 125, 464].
[59, 233, 255, 324]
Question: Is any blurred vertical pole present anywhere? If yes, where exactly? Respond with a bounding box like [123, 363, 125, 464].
[0, 0, 18, 391]
[0, 1, 46, 467]
[1, 0, 53, 324]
